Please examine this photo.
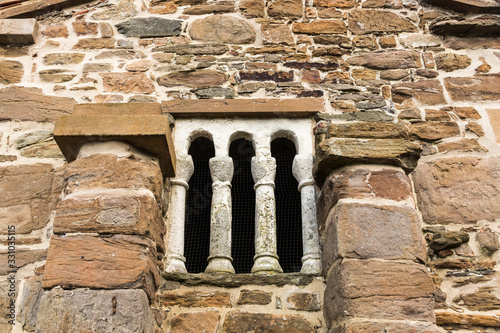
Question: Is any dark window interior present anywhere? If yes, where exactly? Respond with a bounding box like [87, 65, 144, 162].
[272, 138, 303, 273]
[230, 138, 256, 274]
[184, 137, 214, 273]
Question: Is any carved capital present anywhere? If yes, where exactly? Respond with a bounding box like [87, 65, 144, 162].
[251, 156, 276, 186]
[209, 156, 234, 183]
[174, 154, 194, 183]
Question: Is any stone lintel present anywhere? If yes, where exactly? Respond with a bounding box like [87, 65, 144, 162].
[54, 103, 175, 177]
[163, 98, 324, 117]
[0, 18, 38, 45]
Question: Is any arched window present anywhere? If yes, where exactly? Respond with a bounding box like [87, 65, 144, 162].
[184, 137, 215, 273]
[229, 138, 256, 273]
[272, 138, 303, 273]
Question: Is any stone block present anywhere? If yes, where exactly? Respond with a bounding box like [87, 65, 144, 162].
[53, 194, 165, 252]
[324, 259, 435, 327]
[285, 291, 321, 311]
[0, 60, 23, 84]
[0, 19, 38, 45]
[0, 249, 47, 275]
[42, 235, 160, 300]
[190, 15, 255, 44]
[392, 80, 446, 105]
[182, 3, 235, 15]
[170, 311, 219, 333]
[157, 69, 226, 88]
[436, 312, 500, 328]
[292, 20, 346, 34]
[54, 111, 175, 178]
[487, 108, 500, 143]
[346, 50, 422, 69]
[430, 16, 500, 37]
[322, 203, 426, 273]
[116, 18, 182, 37]
[72, 38, 116, 49]
[314, 138, 422, 185]
[268, 0, 303, 18]
[444, 74, 500, 101]
[161, 291, 231, 307]
[348, 9, 417, 34]
[318, 167, 413, 224]
[435, 53, 471, 71]
[412, 156, 500, 224]
[17, 275, 42, 332]
[101, 72, 155, 94]
[35, 288, 154, 333]
[223, 312, 315, 333]
[453, 287, 500, 311]
[237, 289, 272, 305]
[332, 319, 440, 332]
[326, 122, 409, 139]
[153, 43, 229, 55]
[410, 121, 460, 141]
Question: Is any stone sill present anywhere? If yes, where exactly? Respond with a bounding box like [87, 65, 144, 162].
[163, 272, 323, 288]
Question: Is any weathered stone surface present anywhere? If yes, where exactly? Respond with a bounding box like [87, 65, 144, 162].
[91, 1, 138, 20]
[322, 203, 426, 273]
[245, 45, 294, 54]
[170, 312, 219, 333]
[237, 289, 272, 305]
[223, 312, 314, 333]
[0, 60, 23, 84]
[292, 20, 346, 34]
[35, 288, 154, 333]
[157, 70, 226, 88]
[17, 275, 42, 332]
[42, 25, 68, 38]
[444, 36, 500, 50]
[392, 80, 446, 105]
[348, 9, 417, 34]
[72, 38, 116, 49]
[380, 69, 409, 80]
[268, 0, 303, 18]
[72, 22, 98, 36]
[0, 249, 47, 275]
[436, 312, 500, 328]
[125, 59, 152, 72]
[262, 24, 294, 45]
[20, 140, 63, 158]
[64, 154, 162, 200]
[286, 291, 320, 311]
[333, 320, 440, 332]
[154, 43, 229, 55]
[324, 259, 435, 326]
[240, 0, 265, 18]
[39, 69, 76, 83]
[347, 50, 421, 69]
[183, 3, 235, 14]
[430, 16, 500, 37]
[193, 87, 235, 99]
[437, 138, 485, 153]
[318, 167, 412, 224]
[150, 2, 178, 14]
[239, 70, 293, 82]
[412, 156, 500, 224]
[314, 138, 422, 184]
[101, 72, 155, 94]
[96, 50, 146, 59]
[410, 121, 460, 141]
[453, 287, 500, 311]
[189, 15, 255, 44]
[54, 195, 165, 251]
[399, 34, 442, 48]
[476, 231, 500, 252]
[487, 108, 500, 143]
[115, 18, 181, 37]
[238, 81, 277, 93]
[43, 53, 85, 65]
[435, 53, 471, 71]
[161, 291, 231, 307]
[82, 63, 112, 73]
[0, 164, 57, 234]
[315, 0, 356, 6]
[163, 272, 315, 287]
[444, 75, 500, 101]
[326, 122, 408, 139]
[42, 235, 160, 299]
[416, 69, 439, 78]
[427, 231, 469, 252]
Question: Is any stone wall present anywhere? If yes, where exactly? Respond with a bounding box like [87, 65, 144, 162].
[0, 0, 499, 331]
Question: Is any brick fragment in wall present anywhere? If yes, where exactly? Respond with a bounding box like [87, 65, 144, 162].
[223, 312, 315, 333]
[322, 203, 426, 274]
[170, 312, 220, 333]
[35, 288, 154, 333]
[160, 291, 231, 307]
[190, 15, 256, 44]
[412, 156, 500, 224]
[324, 259, 435, 327]
[42, 235, 160, 300]
[444, 74, 500, 101]
[54, 195, 165, 252]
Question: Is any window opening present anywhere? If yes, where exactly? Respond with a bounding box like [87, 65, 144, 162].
[184, 137, 214, 273]
[272, 138, 303, 273]
[230, 138, 256, 274]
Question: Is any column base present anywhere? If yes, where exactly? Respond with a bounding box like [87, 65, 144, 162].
[300, 256, 321, 275]
[251, 253, 283, 274]
[205, 256, 235, 274]
[164, 254, 187, 273]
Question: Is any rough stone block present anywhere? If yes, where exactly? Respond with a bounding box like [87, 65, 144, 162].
[292, 20, 346, 34]
[412, 156, 500, 224]
[161, 291, 231, 307]
[53, 194, 165, 252]
[444, 74, 500, 101]
[42, 235, 160, 300]
[157, 69, 226, 88]
[237, 289, 272, 305]
[223, 312, 315, 333]
[410, 121, 460, 141]
[324, 259, 435, 327]
[189, 15, 255, 44]
[346, 50, 422, 69]
[314, 138, 422, 185]
[348, 9, 417, 34]
[35, 288, 154, 333]
[317, 167, 413, 225]
[0, 249, 47, 275]
[0, 19, 38, 45]
[170, 311, 220, 333]
[61, 154, 163, 200]
[487, 108, 500, 143]
[17, 275, 42, 332]
[285, 291, 321, 311]
[392, 80, 446, 105]
[322, 203, 426, 274]
[116, 18, 182, 37]
[332, 319, 440, 332]
[436, 312, 500, 328]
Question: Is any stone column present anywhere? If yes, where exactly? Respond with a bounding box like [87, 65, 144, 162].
[292, 155, 321, 275]
[165, 155, 194, 273]
[251, 155, 283, 274]
[205, 156, 235, 273]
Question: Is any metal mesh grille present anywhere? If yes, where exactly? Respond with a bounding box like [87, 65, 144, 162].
[230, 139, 256, 274]
[184, 137, 214, 273]
[272, 138, 303, 273]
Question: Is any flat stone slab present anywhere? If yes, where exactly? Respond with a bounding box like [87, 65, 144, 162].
[0, 18, 38, 45]
[430, 16, 500, 37]
[116, 18, 182, 37]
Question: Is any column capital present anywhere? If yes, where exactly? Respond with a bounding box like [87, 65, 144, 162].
[292, 154, 314, 186]
[173, 154, 194, 184]
[209, 156, 233, 183]
[251, 156, 276, 186]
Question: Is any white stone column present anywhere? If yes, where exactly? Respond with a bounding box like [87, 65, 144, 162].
[293, 155, 321, 274]
[205, 157, 235, 273]
[165, 155, 194, 273]
[251, 155, 283, 274]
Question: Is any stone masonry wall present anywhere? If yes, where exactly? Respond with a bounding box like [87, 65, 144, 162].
[0, 0, 499, 332]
